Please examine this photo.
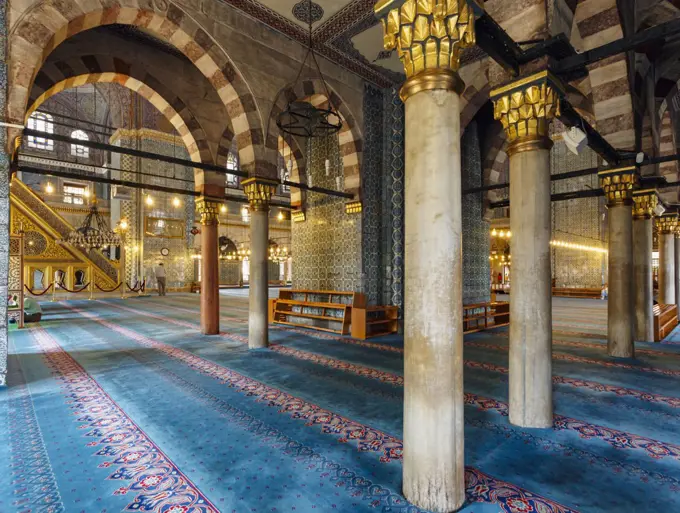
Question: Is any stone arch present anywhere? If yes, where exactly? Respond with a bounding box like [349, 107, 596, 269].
[8, 1, 264, 174]
[27, 72, 209, 165]
[267, 79, 363, 197]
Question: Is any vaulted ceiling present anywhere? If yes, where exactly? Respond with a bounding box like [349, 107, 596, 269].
[219, 0, 403, 87]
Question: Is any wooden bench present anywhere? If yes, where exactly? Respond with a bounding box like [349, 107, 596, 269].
[351, 305, 399, 339]
[654, 303, 678, 342]
[552, 287, 601, 299]
[270, 290, 365, 335]
[463, 301, 510, 334]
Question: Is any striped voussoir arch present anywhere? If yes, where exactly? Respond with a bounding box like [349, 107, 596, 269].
[658, 107, 677, 179]
[573, 0, 635, 149]
[28, 57, 212, 164]
[267, 79, 362, 198]
[459, 59, 491, 131]
[9, 0, 264, 173]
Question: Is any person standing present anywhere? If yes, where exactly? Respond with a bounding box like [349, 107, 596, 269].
[155, 262, 166, 296]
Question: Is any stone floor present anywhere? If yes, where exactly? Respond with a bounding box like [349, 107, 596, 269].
[1, 292, 678, 512]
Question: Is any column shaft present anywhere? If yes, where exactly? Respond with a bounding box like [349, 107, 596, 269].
[633, 217, 653, 342]
[249, 209, 269, 349]
[508, 145, 553, 428]
[607, 203, 634, 357]
[659, 232, 675, 305]
[200, 221, 219, 335]
[403, 87, 464, 512]
[675, 236, 680, 309]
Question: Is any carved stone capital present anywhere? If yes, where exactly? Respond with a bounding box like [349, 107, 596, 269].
[598, 166, 638, 207]
[490, 71, 564, 155]
[656, 213, 679, 234]
[242, 178, 278, 212]
[375, 0, 476, 95]
[196, 197, 220, 226]
[632, 189, 661, 220]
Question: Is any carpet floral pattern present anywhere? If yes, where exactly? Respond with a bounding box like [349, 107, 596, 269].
[1, 294, 679, 512]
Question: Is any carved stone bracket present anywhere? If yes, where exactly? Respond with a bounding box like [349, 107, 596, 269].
[598, 166, 638, 207]
[196, 197, 221, 226]
[490, 70, 564, 155]
[242, 178, 278, 212]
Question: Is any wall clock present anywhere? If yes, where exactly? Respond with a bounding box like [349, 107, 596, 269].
[160, 248, 170, 256]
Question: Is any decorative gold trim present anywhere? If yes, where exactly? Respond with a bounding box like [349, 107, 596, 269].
[196, 197, 221, 226]
[400, 69, 465, 101]
[490, 71, 563, 146]
[242, 178, 278, 212]
[376, 0, 476, 78]
[632, 189, 661, 220]
[598, 167, 637, 207]
[291, 210, 306, 223]
[506, 135, 553, 157]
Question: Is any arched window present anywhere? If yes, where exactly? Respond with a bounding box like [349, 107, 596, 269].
[27, 112, 54, 151]
[70, 130, 89, 158]
[225, 152, 239, 189]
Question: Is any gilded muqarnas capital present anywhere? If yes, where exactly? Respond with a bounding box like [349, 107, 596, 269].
[196, 197, 220, 226]
[598, 167, 638, 207]
[657, 213, 679, 234]
[375, 0, 476, 78]
[632, 190, 660, 219]
[490, 71, 563, 145]
[242, 178, 278, 212]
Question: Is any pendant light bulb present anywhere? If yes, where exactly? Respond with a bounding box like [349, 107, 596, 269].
[287, 159, 293, 172]
[308, 174, 313, 189]
[335, 176, 342, 190]
[325, 158, 330, 176]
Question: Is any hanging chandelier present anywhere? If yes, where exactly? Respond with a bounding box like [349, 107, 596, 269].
[276, 0, 342, 138]
[65, 195, 121, 250]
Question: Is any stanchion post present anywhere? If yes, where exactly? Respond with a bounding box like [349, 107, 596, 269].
[51, 274, 57, 302]
[89, 265, 94, 300]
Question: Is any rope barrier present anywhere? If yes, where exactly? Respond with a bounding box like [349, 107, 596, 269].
[24, 283, 54, 296]
[94, 282, 123, 293]
[126, 279, 146, 293]
[56, 280, 90, 294]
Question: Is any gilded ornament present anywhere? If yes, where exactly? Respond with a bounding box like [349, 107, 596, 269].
[598, 167, 637, 207]
[490, 71, 564, 155]
[375, 0, 476, 97]
[196, 197, 220, 226]
[656, 213, 678, 234]
[632, 189, 661, 220]
[242, 178, 278, 212]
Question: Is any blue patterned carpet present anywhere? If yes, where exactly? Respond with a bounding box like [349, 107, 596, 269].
[2, 294, 680, 512]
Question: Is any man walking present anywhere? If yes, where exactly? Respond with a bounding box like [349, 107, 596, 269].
[155, 262, 167, 296]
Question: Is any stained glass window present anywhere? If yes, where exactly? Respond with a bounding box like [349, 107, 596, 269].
[226, 152, 239, 188]
[70, 130, 89, 158]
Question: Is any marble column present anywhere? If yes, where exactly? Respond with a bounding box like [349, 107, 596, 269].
[376, 1, 476, 510]
[675, 233, 680, 310]
[631, 190, 659, 343]
[243, 178, 278, 350]
[657, 213, 678, 306]
[599, 168, 637, 358]
[197, 198, 220, 335]
[491, 71, 562, 428]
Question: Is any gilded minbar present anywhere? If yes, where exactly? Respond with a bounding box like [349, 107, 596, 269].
[375, 0, 479, 510]
[632, 190, 662, 342]
[599, 167, 638, 357]
[242, 178, 278, 350]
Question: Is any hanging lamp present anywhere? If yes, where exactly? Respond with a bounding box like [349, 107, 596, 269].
[276, 0, 342, 138]
[65, 193, 121, 250]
